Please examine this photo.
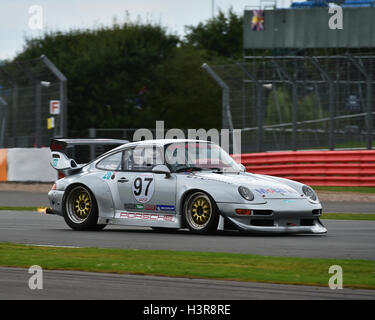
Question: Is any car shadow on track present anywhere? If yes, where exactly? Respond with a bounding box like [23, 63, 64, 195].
[53, 227, 324, 238]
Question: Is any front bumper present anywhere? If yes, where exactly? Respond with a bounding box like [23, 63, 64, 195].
[217, 199, 327, 234]
[47, 189, 64, 216]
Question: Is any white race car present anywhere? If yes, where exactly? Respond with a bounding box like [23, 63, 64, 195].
[47, 138, 327, 234]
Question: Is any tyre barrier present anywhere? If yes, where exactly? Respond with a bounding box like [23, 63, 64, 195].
[232, 150, 375, 187]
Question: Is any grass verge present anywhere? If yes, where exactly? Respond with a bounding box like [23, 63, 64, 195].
[0, 242, 374, 290]
[321, 213, 375, 221]
[314, 186, 375, 193]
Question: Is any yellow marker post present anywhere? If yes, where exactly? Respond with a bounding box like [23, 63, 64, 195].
[47, 117, 55, 130]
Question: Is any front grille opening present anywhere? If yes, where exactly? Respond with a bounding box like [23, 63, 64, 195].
[301, 219, 315, 226]
[251, 219, 274, 227]
[252, 210, 273, 216]
[312, 209, 322, 216]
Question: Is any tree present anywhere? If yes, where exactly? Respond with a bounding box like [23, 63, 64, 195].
[265, 87, 292, 125]
[184, 8, 243, 60]
[15, 22, 179, 131]
[145, 45, 221, 129]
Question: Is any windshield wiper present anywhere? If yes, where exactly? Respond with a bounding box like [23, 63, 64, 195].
[175, 166, 202, 173]
[209, 167, 240, 174]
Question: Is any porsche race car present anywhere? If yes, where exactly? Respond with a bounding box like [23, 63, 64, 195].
[47, 138, 327, 234]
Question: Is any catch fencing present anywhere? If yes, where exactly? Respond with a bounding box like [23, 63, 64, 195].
[0, 55, 67, 148]
[203, 54, 375, 153]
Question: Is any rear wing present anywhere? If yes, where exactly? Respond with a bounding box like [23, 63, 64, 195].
[50, 138, 130, 153]
[50, 138, 129, 176]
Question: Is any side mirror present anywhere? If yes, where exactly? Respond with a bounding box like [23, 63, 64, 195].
[152, 164, 171, 178]
[239, 164, 246, 172]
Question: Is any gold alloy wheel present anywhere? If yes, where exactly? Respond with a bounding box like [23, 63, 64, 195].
[191, 197, 211, 226]
[73, 192, 91, 219]
[186, 193, 213, 230]
[66, 186, 92, 224]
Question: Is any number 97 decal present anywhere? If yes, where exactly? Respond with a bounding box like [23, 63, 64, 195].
[132, 174, 155, 203]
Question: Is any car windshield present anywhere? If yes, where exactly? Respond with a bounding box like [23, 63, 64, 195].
[164, 142, 241, 173]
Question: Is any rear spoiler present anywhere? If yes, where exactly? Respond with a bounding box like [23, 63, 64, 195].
[50, 138, 130, 152]
[49, 138, 130, 177]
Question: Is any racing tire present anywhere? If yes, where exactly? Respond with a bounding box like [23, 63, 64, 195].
[183, 191, 219, 234]
[62, 185, 106, 231]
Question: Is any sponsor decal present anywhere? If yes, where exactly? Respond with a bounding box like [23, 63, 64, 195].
[118, 212, 175, 222]
[283, 199, 296, 203]
[52, 159, 58, 167]
[156, 205, 175, 212]
[103, 171, 113, 180]
[145, 204, 156, 211]
[125, 203, 157, 211]
[254, 187, 290, 195]
[132, 173, 155, 203]
[124, 203, 136, 210]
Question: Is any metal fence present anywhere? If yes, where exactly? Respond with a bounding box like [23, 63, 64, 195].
[203, 54, 375, 153]
[0, 55, 67, 148]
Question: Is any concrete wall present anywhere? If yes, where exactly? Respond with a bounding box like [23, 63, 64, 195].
[0, 148, 57, 182]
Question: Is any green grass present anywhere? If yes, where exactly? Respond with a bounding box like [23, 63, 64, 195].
[314, 186, 375, 193]
[0, 242, 374, 289]
[321, 213, 375, 221]
[320, 212, 375, 221]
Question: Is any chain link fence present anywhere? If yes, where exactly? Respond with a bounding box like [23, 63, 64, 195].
[204, 54, 375, 153]
[0, 55, 67, 148]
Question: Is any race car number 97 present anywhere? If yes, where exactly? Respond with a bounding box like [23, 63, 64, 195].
[132, 174, 155, 203]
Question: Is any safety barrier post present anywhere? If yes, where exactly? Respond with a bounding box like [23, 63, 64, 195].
[348, 56, 373, 150]
[237, 63, 264, 152]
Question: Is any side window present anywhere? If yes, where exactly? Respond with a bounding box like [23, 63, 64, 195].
[126, 146, 163, 172]
[122, 149, 132, 171]
[97, 151, 122, 171]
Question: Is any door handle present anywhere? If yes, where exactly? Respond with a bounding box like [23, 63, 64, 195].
[117, 177, 129, 183]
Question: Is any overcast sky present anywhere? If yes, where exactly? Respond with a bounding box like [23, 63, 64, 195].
[0, 0, 290, 61]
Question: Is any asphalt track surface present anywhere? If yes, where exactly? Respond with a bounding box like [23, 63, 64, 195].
[0, 210, 374, 260]
[1, 211, 374, 300]
[1, 267, 374, 300]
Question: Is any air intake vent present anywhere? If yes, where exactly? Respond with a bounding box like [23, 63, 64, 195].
[312, 209, 322, 216]
[252, 210, 273, 216]
[301, 219, 315, 226]
[251, 219, 274, 227]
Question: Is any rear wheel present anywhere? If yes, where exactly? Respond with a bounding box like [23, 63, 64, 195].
[63, 185, 106, 231]
[183, 192, 219, 234]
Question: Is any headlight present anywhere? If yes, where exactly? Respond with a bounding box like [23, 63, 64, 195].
[302, 185, 317, 201]
[238, 186, 254, 201]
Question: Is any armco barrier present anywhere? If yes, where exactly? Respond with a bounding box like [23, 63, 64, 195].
[233, 150, 375, 187]
[0, 148, 57, 182]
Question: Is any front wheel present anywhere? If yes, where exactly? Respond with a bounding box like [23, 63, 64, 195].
[183, 192, 219, 234]
[63, 185, 106, 231]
